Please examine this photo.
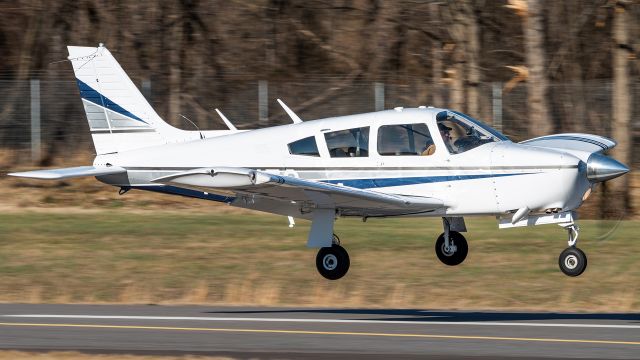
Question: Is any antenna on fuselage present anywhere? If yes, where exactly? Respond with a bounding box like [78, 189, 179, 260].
[214, 108, 237, 131]
[276, 99, 303, 124]
[179, 114, 204, 139]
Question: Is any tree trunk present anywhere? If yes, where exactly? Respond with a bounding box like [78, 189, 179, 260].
[524, 0, 552, 137]
[429, 2, 444, 107]
[462, 1, 481, 118]
[445, 5, 466, 111]
[167, 8, 183, 127]
[431, 43, 444, 107]
[607, 0, 632, 217]
[449, 63, 465, 111]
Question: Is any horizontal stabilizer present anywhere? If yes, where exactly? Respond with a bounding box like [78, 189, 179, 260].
[8, 166, 126, 180]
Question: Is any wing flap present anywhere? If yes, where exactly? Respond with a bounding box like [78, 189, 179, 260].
[8, 166, 126, 180]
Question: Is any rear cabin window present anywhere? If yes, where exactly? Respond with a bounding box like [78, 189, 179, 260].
[288, 136, 320, 157]
[377, 123, 435, 156]
[324, 127, 370, 157]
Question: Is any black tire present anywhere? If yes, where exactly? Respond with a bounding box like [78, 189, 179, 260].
[435, 231, 468, 266]
[316, 244, 350, 280]
[559, 247, 587, 277]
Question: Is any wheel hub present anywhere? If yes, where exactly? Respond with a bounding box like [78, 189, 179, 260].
[564, 255, 578, 270]
[323, 254, 338, 270]
[441, 243, 456, 256]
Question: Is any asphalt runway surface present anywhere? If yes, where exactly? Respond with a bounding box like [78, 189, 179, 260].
[0, 304, 638, 359]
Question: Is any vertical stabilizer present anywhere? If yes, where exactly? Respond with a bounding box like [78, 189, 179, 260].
[68, 44, 198, 154]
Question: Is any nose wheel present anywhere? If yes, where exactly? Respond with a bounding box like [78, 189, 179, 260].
[559, 247, 587, 277]
[558, 224, 587, 277]
[316, 235, 350, 280]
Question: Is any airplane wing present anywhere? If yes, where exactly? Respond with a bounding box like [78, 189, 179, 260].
[520, 133, 616, 154]
[8, 166, 126, 180]
[151, 167, 444, 216]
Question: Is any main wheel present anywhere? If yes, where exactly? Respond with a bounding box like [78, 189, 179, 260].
[559, 247, 587, 277]
[435, 231, 468, 266]
[316, 244, 350, 280]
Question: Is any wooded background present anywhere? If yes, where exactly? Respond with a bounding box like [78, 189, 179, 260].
[0, 0, 638, 216]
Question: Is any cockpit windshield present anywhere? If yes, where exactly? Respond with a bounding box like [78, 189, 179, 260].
[436, 110, 509, 154]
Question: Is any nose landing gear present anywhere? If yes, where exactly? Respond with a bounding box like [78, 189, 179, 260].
[558, 224, 587, 277]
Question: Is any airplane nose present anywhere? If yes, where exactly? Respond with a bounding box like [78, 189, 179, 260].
[586, 153, 630, 183]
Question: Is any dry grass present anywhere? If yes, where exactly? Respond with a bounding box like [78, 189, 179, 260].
[0, 210, 638, 312]
[0, 351, 234, 360]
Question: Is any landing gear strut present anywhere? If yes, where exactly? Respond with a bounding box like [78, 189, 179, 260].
[435, 218, 468, 266]
[316, 234, 350, 280]
[558, 224, 587, 277]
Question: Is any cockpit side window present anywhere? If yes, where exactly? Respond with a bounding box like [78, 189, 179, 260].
[324, 127, 369, 157]
[436, 111, 506, 154]
[288, 136, 320, 157]
[377, 123, 435, 156]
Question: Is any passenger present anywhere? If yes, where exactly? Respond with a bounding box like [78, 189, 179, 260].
[421, 139, 436, 156]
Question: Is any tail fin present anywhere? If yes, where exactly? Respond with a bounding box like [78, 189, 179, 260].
[68, 44, 195, 154]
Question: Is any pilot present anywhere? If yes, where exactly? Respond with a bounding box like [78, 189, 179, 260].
[438, 122, 455, 152]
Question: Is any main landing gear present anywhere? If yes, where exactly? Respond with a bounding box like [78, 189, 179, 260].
[435, 218, 468, 266]
[558, 224, 587, 277]
[316, 234, 350, 280]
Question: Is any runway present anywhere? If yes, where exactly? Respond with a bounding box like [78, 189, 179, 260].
[0, 304, 638, 359]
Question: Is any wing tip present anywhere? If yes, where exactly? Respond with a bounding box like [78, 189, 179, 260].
[6, 171, 61, 180]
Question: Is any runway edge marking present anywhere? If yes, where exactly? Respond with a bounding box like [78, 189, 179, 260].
[0, 322, 639, 346]
[4, 315, 640, 330]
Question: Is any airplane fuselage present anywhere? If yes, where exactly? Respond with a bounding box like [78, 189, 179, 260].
[94, 108, 590, 219]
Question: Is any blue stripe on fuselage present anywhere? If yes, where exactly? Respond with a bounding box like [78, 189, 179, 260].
[321, 173, 530, 189]
[76, 79, 147, 124]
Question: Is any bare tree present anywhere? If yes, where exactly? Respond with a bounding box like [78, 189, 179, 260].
[167, 3, 183, 127]
[507, 0, 553, 137]
[429, 2, 445, 107]
[448, 1, 482, 117]
[524, 0, 553, 137]
[608, 0, 633, 216]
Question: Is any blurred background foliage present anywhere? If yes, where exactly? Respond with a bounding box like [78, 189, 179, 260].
[0, 0, 638, 217]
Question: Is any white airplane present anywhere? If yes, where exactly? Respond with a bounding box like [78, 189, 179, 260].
[10, 44, 629, 280]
